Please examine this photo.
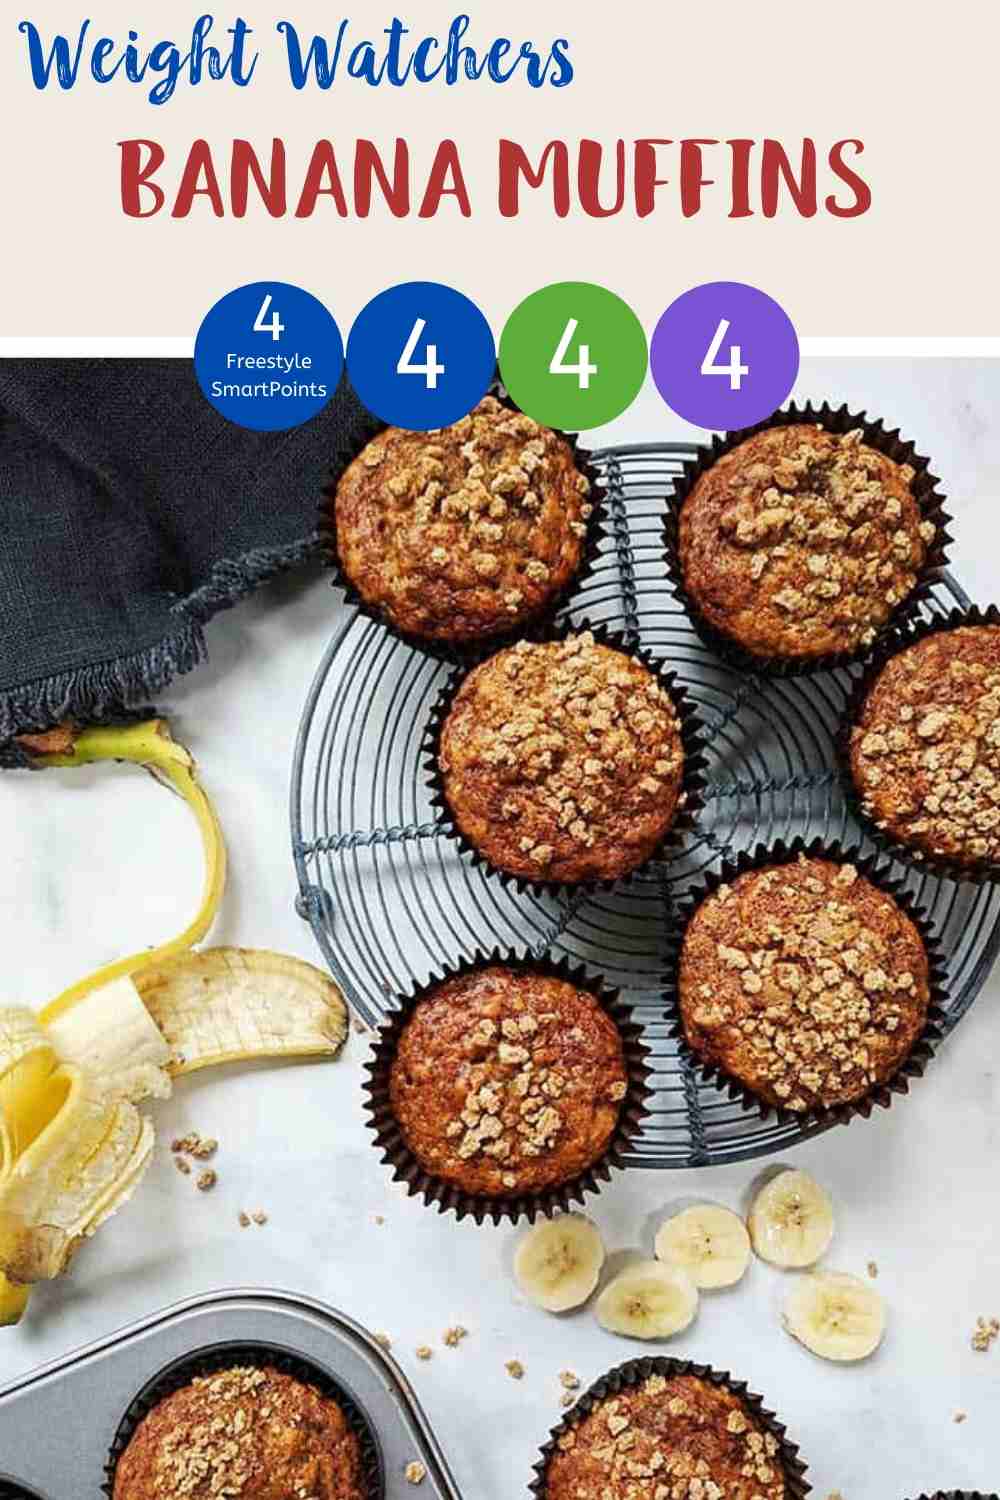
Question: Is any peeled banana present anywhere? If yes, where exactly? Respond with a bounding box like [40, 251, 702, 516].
[0, 720, 349, 1327]
[595, 1260, 699, 1340]
[748, 1170, 835, 1269]
[514, 1215, 606, 1313]
[783, 1270, 886, 1362]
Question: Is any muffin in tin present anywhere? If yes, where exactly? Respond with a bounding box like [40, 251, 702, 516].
[329, 395, 594, 645]
[111, 1362, 367, 1499]
[435, 631, 687, 885]
[540, 1369, 788, 1500]
[677, 423, 936, 663]
[386, 963, 631, 1200]
[677, 855, 931, 1114]
[849, 622, 1000, 870]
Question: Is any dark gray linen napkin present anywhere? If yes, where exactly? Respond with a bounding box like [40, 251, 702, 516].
[0, 360, 378, 765]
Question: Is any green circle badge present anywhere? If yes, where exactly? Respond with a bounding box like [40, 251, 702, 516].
[499, 282, 648, 430]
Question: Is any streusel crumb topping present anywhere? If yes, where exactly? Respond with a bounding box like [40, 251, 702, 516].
[850, 624, 1000, 866]
[679, 424, 934, 661]
[679, 856, 930, 1112]
[439, 632, 686, 883]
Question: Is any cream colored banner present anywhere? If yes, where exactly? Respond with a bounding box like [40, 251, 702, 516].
[3, 0, 996, 336]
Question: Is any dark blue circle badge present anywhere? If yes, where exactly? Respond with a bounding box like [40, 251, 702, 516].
[195, 281, 344, 432]
[347, 282, 496, 431]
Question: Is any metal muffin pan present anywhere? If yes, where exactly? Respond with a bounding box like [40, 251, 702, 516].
[0, 1288, 462, 1500]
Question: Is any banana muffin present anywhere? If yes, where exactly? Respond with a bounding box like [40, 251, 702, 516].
[542, 1371, 787, 1500]
[387, 964, 630, 1199]
[112, 1363, 366, 1499]
[436, 632, 687, 884]
[849, 623, 1000, 869]
[677, 855, 931, 1113]
[677, 424, 936, 663]
[330, 396, 594, 644]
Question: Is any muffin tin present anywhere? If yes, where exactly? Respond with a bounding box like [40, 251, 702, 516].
[291, 438, 1000, 1170]
[0, 1289, 462, 1499]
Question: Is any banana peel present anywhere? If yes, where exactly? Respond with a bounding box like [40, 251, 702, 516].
[137, 948, 348, 1074]
[32, 720, 227, 1026]
[0, 720, 348, 1326]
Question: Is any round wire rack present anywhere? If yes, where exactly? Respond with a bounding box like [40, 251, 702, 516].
[291, 440, 1000, 1169]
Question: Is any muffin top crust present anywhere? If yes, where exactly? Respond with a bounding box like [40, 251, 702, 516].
[332, 395, 593, 643]
[678, 856, 930, 1112]
[387, 965, 629, 1198]
[438, 632, 687, 884]
[543, 1372, 786, 1500]
[112, 1364, 366, 1500]
[678, 424, 936, 661]
[850, 624, 1000, 867]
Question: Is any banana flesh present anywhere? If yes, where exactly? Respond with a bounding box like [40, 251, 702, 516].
[514, 1215, 606, 1313]
[595, 1260, 699, 1340]
[655, 1204, 752, 1290]
[748, 1170, 835, 1269]
[45, 976, 172, 1104]
[783, 1270, 886, 1362]
[136, 948, 348, 1074]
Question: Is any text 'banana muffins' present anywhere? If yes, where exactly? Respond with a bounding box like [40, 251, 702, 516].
[678, 856, 930, 1113]
[542, 1371, 786, 1500]
[678, 424, 936, 662]
[387, 964, 630, 1199]
[850, 622, 1000, 869]
[112, 1363, 367, 1499]
[437, 632, 686, 884]
[331, 396, 593, 644]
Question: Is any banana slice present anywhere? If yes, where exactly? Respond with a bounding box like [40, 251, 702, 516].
[783, 1270, 885, 1362]
[655, 1204, 751, 1290]
[595, 1261, 698, 1340]
[514, 1215, 605, 1312]
[748, 1170, 834, 1269]
[135, 948, 348, 1073]
[46, 976, 172, 1104]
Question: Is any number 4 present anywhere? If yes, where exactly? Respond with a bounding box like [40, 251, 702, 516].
[550, 318, 598, 390]
[397, 318, 445, 390]
[253, 293, 285, 343]
[701, 318, 749, 390]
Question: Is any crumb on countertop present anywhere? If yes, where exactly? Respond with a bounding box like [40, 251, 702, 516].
[506, 1359, 525, 1380]
[405, 1460, 426, 1485]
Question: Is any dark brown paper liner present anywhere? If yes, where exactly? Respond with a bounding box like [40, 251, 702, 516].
[318, 388, 609, 665]
[0, 1484, 40, 1499]
[663, 400, 953, 678]
[423, 618, 709, 899]
[363, 948, 652, 1227]
[529, 1356, 810, 1499]
[837, 603, 1000, 885]
[663, 836, 947, 1131]
[102, 1343, 383, 1500]
[907, 1493, 999, 1500]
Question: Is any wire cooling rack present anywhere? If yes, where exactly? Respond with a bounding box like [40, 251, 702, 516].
[291, 441, 1000, 1168]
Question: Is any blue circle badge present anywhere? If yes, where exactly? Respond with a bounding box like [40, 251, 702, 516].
[195, 282, 344, 432]
[347, 282, 496, 431]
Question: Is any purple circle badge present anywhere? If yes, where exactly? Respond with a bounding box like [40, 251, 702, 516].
[650, 281, 799, 431]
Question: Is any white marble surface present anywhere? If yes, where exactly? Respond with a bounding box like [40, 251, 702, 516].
[0, 360, 998, 1498]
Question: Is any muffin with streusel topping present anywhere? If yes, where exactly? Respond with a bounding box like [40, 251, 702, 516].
[849, 621, 1000, 872]
[539, 1368, 795, 1500]
[111, 1362, 367, 1500]
[379, 962, 636, 1203]
[675, 853, 933, 1114]
[433, 631, 691, 885]
[327, 396, 595, 645]
[675, 421, 939, 665]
